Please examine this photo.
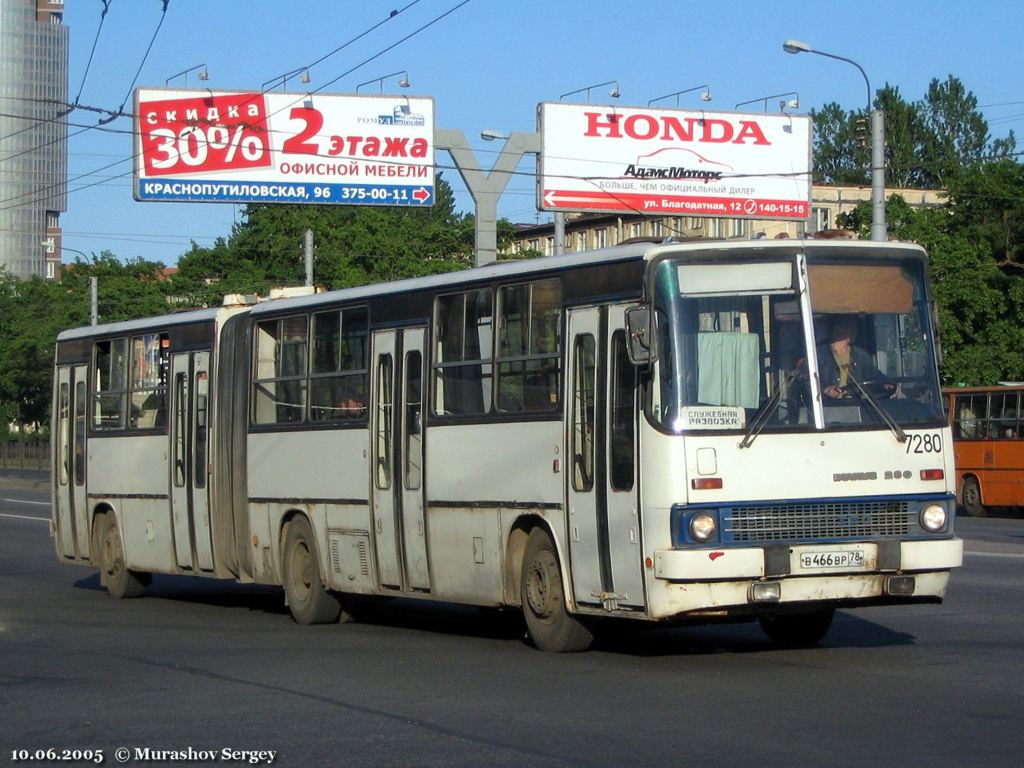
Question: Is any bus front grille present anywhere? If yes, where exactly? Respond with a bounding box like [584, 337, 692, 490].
[723, 500, 912, 542]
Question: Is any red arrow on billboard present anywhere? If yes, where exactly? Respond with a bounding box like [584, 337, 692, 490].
[412, 187, 431, 203]
[543, 189, 614, 208]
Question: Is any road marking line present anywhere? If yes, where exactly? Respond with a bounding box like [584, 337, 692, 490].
[0, 497, 49, 506]
[0, 512, 48, 522]
[964, 550, 1024, 559]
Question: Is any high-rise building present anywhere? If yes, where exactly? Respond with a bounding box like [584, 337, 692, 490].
[0, 0, 67, 280]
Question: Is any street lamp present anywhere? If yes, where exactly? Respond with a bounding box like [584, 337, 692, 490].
[164, 63, 208, 87]
[559, 80, 620, 102]
[783, 38, 886, 241]
[355, 71, 410, 93]
[56, 246, 97, 325]
[260, 67, 311, 91]
[648, 84, 712, 108]
[735, 91, 800, 113]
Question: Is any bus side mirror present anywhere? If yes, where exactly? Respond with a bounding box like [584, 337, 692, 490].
[625, 306, 657, 365]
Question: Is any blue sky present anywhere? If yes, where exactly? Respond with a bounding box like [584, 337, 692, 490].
[58, 0, 1024, 266]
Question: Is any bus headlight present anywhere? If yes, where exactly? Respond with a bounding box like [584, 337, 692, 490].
[689, 512, 718, 543]
[920, 503, 948, 533]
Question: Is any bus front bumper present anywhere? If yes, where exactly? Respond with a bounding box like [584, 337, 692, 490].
[644, 539, 963, 619]
[653, 538, 963, 582]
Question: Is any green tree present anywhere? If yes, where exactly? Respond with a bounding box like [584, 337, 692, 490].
[843, 161, 1024, 385]
[173, 173, 476, 301]
[809, 102, 864, 185]
[917, 76, 1012, 186]
[944, 158, 1024, 270]
[59, 251, 172, 323]
[0, 271, 80, 428]
[812, 76, 1014, 191]
[875, 84, 925, 188]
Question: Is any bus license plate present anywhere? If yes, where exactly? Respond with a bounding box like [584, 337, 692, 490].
[799, 549, 866, 569]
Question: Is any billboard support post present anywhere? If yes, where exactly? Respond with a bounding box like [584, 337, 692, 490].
[304, 228, 313, 286]
[436, 129, 540, 267]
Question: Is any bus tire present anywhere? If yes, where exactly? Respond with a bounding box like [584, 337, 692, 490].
[759, 608, 835, 648]
[520, 527, 593, 652]
[961, 476, 987, 517]
[95, 512, 146, 599]
[282, 516, 341, 625]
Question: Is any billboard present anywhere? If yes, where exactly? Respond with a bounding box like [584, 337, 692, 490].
[538, 102, 811, 220]
[133, 88, 435, 206]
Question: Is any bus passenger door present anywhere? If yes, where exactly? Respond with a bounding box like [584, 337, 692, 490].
[169, 351, 214, 571]
[566, 306, 644, 611]
[604, 309, 644, 608]
[566, 307, 604, 606]
[54, 365, 88, 558]
[371, 330, 403, 589]
[191, 352, 214, 571]
[399, 328, 430, 591]
[371, 328, 431, 592]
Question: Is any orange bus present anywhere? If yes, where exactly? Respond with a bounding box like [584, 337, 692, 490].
[945, 385, 1024, 515]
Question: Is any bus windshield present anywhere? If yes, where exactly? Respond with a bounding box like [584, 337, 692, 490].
[651, 253, 945, 434]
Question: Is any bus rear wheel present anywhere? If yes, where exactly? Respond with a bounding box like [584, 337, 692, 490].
[282, 516, 342, 625]
[961, 476, 987, 517]
[520, 528, 593, 652]
[759, 608, 835, 647]
[94, 512, 147, 599]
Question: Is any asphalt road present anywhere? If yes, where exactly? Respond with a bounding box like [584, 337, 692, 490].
[2, 486, 1023, 768]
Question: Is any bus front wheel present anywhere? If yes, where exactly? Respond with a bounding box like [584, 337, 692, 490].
[282, 516, 342, 625]
[759, 608, 835, 647]
[961, 476, 987, 517]
[94, 512, 147, 599]
[520, 528, 593, 652]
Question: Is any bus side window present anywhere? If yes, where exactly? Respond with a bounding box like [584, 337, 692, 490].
[571, 335, 597, 492]
[954, 395, 980, 439]
[991, 392, 1020, 439]
[74, 382, 86, 485]
[433, 289, 493, 416]
[609, 331, 636, 492]
[94, 338, 129, 430]
[375, 355, 394, 490]
[58, 383, 70, 485]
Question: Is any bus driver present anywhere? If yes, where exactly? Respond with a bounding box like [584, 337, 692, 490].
[819, 314, 894, 400]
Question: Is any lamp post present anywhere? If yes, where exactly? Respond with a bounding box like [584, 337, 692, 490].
[735, 91, 799, 113]
[260, 67, 311, 92]
[783, 39, 886, 241]
[59, 246, 97, 325]
[164, 64, 208, 88]
[559, 80, 620, 102]
[648, 84, 712, 108]
[355, 71, 410, 94]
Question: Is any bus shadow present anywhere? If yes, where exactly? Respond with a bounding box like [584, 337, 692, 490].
[71, 576, 914, 655]
[352, 598, 530, 642]
[73, 575, 526, 637]
[591, 612, 916, 656]
[73, 572, 289, 615]
[957, 505, 1023, 519]
[348, 602, 916, 654]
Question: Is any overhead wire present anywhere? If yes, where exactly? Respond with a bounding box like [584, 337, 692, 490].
[0, 0, 474, 211]
[0, 1, 437, 210]
[7, 0, 1022, 240]
[261, 0, 424, 91]
[0, 0, 113, 146]
[73, 0, 113, 107]
[7, 114, 1024, 216]
[110, 0, 171, 119]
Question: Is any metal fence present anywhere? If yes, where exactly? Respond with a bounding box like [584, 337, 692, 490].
[0, 439, 49, 478]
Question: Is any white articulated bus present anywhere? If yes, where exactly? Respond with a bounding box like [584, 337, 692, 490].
[51, 239, 963, 652]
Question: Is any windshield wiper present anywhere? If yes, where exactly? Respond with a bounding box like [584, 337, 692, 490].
[738, 369, 799, 449]
[845, 371, 906, 443]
